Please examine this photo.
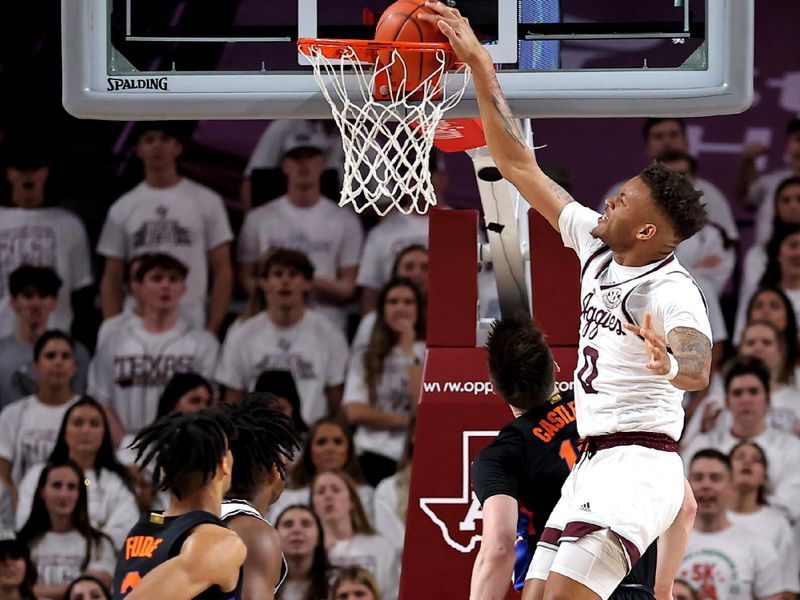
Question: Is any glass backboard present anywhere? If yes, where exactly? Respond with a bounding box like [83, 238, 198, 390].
[62, 0, 753, 120]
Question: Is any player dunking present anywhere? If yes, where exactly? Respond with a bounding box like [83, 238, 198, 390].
[218, 393, 301, 600]
[422, 3, 712, 600]
[112, 411, 245, 599]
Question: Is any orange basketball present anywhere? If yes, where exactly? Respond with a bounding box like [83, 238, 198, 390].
[374, 0, 451, 98]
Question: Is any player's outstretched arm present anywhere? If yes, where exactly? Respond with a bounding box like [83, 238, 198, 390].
[124, 524, 246, 600]
[469, 494, 518, 600]
[624, 313, 711, 392]
[419, 1, 574, 231]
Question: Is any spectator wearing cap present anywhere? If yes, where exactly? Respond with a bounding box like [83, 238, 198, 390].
[739, 115, 800, 243]
[0, 146, 93, 340]
[237, 132, 363, 333]
[242, 119, 344, 213]
[0, 266, 90, 409]
[96, 122, 233, 335]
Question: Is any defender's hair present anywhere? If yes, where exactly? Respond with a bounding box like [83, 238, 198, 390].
[486, 313, 555, 411]
[132, 410, 235, 500]
[639, 161, 706, 242]
[216, 392, 300, 495]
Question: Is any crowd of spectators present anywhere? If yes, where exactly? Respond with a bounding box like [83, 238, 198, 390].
[0, 113, 797, 600]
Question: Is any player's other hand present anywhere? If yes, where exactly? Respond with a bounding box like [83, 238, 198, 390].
[419, 1, 488, 66]
[623, 311, 671, 376]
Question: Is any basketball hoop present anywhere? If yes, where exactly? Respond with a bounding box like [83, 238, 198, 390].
[298, 38, 471, 215]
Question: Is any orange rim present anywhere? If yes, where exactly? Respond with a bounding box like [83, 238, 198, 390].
[298, 37, 454, 62]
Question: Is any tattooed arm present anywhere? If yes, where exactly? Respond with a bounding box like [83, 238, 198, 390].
[625, 312, 712, 392]
[419, 1, 574, 231]
[666, 327, 712, 391]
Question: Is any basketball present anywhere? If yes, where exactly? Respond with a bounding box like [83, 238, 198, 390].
[374, 0, 450, 96]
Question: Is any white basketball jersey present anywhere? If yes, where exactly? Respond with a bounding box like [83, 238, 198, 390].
[559, 203, 713, 440]
[221, 499, 288, 592]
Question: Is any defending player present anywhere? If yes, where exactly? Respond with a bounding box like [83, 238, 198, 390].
[217, 393, 301, 600]
[471, 314, 661, 600]
[423, 4, 712, 599]
[112, 411, 245, 599]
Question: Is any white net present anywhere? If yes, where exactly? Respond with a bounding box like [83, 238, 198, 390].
[301, 41, 470, 215]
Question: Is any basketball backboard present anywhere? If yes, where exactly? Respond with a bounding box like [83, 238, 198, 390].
[62, 0, 753, 120]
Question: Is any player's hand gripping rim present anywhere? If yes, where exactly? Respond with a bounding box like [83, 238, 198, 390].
[418, 1, 488, 66]
[623, 311, 674, 378]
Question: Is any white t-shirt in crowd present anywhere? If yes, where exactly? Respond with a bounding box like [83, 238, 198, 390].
[682, 426, 800, 523]
[16, 464, 139, 550]
[88, 315, 219, 432]
[679, 525, 783, 600]
[266, 483, 375, 525]
[328, 534, 399, 600]
[749, 168, 796, 244]
[675, 224, 733, 297]
[245, 120, 344, 179]
[0, 206, 94, 337]
[682, 370, 800, 451]
[559, 202, 712, 440]
[373, 473, 407, 554]
[237, 195, 363, 331]
[0, 394, 77, 484]
[356, 212, 429, 291]
[734, 244, 769, 343]
[215, 310, 349, 427]
[343, 343, 424, 462]
[728, 507, 800, 593]
[30, 530, 116, 587]
[96, 178, 233, 329]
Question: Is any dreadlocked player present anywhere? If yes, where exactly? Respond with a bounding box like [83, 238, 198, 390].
[218, 393, 301, 600]
[112, 411, 245, 600]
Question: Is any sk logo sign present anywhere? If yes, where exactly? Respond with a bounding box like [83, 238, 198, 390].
[418, 430, 499, 553]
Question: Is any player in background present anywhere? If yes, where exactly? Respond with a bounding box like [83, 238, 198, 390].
[218, 393, 301, 600]
[112, 411, 245, 600]
[472, 315, 690, 600]
[424, 4, 711, 599]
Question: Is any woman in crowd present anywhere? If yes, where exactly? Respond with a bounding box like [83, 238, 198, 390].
[269, 418, 371, 522]
[343, 278, 424, 486]
[0, 537, 37, 600]
[63, 575, 112, 600]
[373, 418, 414, 554]
[352, 245, 428, 350]
[738, 176, 800, 337]
[17, 460, 115, 600]
[275, 505, 331, 600]
[330, 567, 382, 600]
[0, 331, 80, 505]
[745, 285, 800, 361]
[15, 396, 139, 550]
[727, 441, 800, 597]
[683, 319, 800, 444]
[116, 371, 212, 510]
[311, 471, 397, 600]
